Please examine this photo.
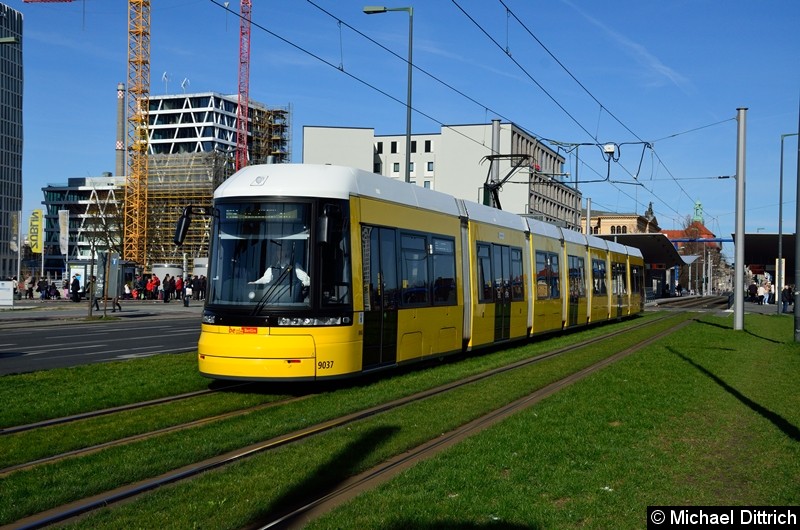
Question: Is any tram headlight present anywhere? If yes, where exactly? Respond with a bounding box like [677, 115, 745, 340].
[202, 312, 217, 324]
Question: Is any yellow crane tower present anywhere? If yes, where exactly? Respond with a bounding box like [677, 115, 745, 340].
[24, 0, 151, 268]
[123, 0, 151, 268]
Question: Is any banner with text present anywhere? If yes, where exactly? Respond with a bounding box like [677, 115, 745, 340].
[28, 209, 43, 254]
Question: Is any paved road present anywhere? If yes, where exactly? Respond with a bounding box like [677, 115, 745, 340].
[0, 298, 204, 376]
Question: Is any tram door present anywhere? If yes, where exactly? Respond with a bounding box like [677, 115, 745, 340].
[493, 244, 511, 341]
[362, 226, 398, 368]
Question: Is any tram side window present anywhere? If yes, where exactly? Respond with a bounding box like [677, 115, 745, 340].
[432, 237, 456, 305]
[536, 251, 560, 300]
[612, 262, 627, 295]
[477, 244, 492, 303]
[631, 265, 643, 295]
[568, 255, 586, 299]
[510, 247, 524, 301]
[492, 244, 511, 302]
[592, 258, 607, 295]
[400, 234, 429, 305]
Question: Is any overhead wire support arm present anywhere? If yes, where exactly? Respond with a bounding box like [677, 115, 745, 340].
[481, 154, 532, 210]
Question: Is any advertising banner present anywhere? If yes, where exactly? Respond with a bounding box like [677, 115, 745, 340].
[58, 210, 69, 255]
[9, 211, 18, 252]
[29, 209, 43, 254]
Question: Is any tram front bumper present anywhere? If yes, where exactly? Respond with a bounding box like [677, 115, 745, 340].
[197, 323, 364, 380]
[198, 325, 317, 380]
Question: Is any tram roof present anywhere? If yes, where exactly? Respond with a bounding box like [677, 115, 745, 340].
[215, 164, 465, 217]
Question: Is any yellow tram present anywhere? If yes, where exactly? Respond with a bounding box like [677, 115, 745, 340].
[175, 164, 644, 381]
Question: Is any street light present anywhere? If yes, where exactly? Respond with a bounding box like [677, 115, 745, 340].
[777, 132, 798, 315]
[364, 5, 413, 183]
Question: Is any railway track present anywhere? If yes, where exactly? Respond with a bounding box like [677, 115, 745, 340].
[649, 294, 730, 311]
[3, 313, 687, 529]
[0, 383, 252, 436]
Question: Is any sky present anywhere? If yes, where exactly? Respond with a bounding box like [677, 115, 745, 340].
[12, 0, 800, 260]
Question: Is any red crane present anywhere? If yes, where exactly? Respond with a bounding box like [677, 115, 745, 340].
[235, 0, 252, 171]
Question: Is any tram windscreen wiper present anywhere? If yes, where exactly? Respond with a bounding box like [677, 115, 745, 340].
[251, 265, 292, 315]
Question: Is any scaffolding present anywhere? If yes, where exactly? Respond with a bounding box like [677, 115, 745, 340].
[252, 104, 291, 165]
[146, 152, 232, 272]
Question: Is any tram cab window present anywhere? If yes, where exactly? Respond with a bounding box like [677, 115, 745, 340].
[208, 202, 312, 307]
[319, 202, 351, 307]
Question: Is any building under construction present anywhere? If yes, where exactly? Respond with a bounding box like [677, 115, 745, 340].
[140, 91, 290, 273]
[39, 90, 290, 278]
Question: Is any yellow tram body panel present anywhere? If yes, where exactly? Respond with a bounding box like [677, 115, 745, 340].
[530, 229, 564, 334]
[608, 250, 631, 317]
[395, 306, 463, 362]
[465, 215, 530, 349]
[198, 322, 365, 380]
[532, 298, 562, 334]
[588, 246, 610, 322]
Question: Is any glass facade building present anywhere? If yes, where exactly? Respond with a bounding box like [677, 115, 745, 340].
[0, 4, 22, 279]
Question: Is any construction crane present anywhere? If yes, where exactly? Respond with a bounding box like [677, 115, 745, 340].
[235, 0, 252, 171]
[124, 0, 151, 268]
[25, 0, 151, 269]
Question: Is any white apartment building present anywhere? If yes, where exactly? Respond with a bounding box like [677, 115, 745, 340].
[303, 122, 581, 229]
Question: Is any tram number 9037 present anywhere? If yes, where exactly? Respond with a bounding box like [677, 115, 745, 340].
[317, 360, 334, 370]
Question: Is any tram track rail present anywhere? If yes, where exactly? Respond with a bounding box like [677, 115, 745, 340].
[650, 294, 730, 311]
[0, 383, 254, 437]
[4, 313, 686, 529]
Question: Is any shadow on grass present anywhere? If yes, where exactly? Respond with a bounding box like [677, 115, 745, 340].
[254, 425, 399, 528]
[670, 347, 800, 442]
[692, 318, 783, 345]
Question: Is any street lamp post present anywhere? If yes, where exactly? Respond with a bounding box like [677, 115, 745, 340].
[364, 5, 413, 183]
[778, 132, 799, 315]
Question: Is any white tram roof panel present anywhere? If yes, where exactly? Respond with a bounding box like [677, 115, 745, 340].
[606, 238, 632, 256]
[526, 217, 563, 241]
[586, 233, 609, 251]
[215, 164, 461, 217]
[461, 200, 529, 232]
[560, 226, 588, 246]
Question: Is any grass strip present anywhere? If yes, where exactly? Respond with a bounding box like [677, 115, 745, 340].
[20, 314, 686, 528]
[0, 391, 280, 470]
[0, 352, 207, 428]
[0, 312, 666, 430]
[305, 313, 800, 529]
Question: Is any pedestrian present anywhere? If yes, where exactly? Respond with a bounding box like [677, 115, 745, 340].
[89, 276, 99, 311]
[781, 285, 793, 313]
[71, 275, 81, 303]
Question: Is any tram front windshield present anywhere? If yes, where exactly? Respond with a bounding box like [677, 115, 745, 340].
[207, 200, 352, 311]
[209, 202, 314, 308]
